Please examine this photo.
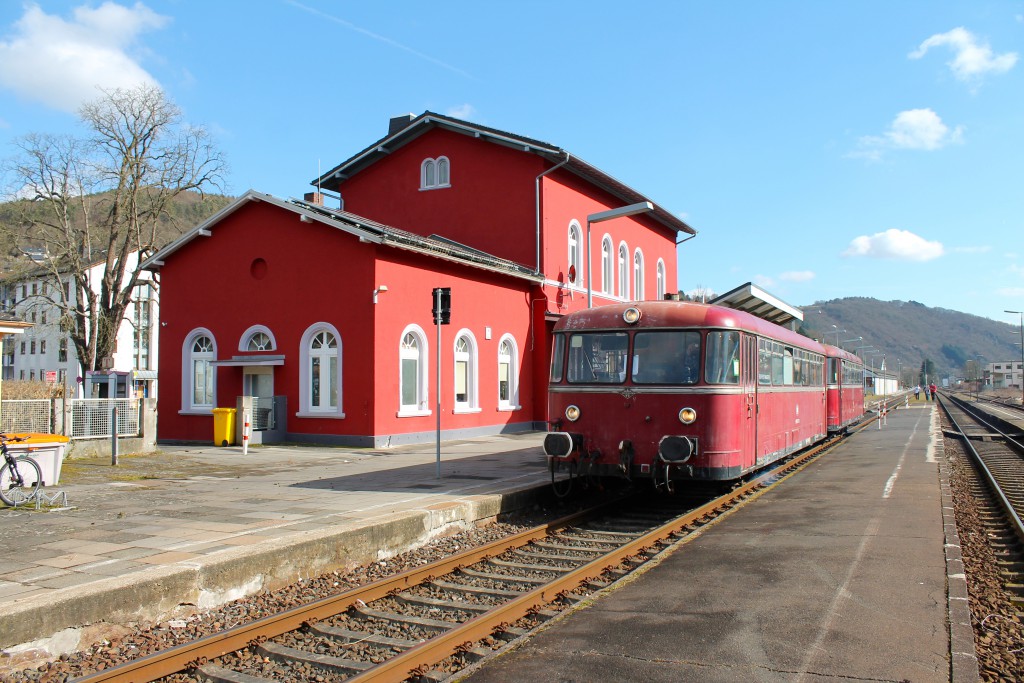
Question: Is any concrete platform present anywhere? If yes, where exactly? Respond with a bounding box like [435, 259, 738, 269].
[0, 432, 553, 657]
[465, 403, 979, 682]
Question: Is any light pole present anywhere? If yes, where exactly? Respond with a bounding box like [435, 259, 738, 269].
[586, 202, 654, 308]
[829, 325, 845, 345]
[841, 336, 861, 350]
[1006, 310, 1024, 405]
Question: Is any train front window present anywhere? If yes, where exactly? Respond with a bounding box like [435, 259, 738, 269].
[567, 333, 629, 384]
[632, 331, 700, 384]
[550, 334, 565, 382]
[705, 331, 740, 384]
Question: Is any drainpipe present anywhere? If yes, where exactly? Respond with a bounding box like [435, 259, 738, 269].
[535, 153, 571, 274]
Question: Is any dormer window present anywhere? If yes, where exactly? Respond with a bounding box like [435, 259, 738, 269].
[421, 156, 450, 190]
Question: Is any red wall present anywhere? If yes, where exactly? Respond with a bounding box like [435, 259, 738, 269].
[340, 128, 545, 269]
[157, 200, 376, 441]
[156, 198, 542, 444]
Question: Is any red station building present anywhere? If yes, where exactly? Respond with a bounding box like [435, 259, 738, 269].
[146, 112, 695, 446]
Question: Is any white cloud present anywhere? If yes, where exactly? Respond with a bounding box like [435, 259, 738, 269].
[753, 274, 775, 288]
[997, 287, 1024, 297]
[0, 2, 169, 113]
[909, 27, 1018, 82]
[446, 104, 477, 120]
[851, 109, 963, 159]
[779, 271, 815, 282]
[842, 229, 945, 261]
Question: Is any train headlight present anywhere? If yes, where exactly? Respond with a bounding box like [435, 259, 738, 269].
[678, 407, 697, 424]
[565, 404, 581, 422]
[622, 307, 642, 324]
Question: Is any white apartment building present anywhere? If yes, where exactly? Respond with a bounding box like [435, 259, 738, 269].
[987, 360, 1023, 391]
[1, 253, 159, 398]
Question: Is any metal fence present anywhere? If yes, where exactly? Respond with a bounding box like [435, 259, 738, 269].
[1, 397, 141, 439]
[0, 399, 53, 433]
[251, 396, 276, 431]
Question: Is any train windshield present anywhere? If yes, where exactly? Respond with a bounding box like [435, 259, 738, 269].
[631, 331, 701, 384]
[705, 331, 740, 384]
[566, 332, 629, 384]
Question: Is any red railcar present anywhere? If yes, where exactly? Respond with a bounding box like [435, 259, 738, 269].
[543, 301, 865, 488]
[825, 345, 866, 433]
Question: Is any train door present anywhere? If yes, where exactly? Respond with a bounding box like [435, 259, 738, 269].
[741, 334, 759, 467]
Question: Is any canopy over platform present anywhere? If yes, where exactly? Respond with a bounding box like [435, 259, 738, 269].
[710, 282, 803, 328]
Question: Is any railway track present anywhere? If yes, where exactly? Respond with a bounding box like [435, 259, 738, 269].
[937, 393, 1024, 609]
[70, 433, 851, 683]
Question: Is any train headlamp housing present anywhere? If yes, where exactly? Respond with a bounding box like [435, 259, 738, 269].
[622, 307, 642, 324]
[565, 404, 581, 422]
[678, 407, 697, 424]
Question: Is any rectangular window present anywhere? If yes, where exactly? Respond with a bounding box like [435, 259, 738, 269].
[59, 338, 68, 362]
[632, 331, 701, 384]
[455, 360, 468, 403]
[193, 359, 213, 406]
[758, 339, 772, 385]
[499, 361, 510, 401]
[549, 334, 565, 383]
[705, 331, 740, 384]
[311, 356, 321, 406]
[567, 333, 628, 384]
[40, 340, 46, 354]
[30, 340, 36, 354]
[401, 359, 418, 406]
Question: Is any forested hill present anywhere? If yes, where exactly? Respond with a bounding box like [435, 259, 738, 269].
[800, 297, 1019, 381]
[0, 190, 235, 274]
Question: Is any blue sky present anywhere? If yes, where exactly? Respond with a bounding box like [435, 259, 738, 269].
[1, 1, 1022, 326]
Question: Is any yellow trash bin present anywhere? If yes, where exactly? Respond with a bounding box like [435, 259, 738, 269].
[212, 408, 236, 446]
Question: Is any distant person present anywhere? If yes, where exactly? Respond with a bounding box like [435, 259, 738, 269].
[929, 383, 937, 400]
[914, 385, 921, 401]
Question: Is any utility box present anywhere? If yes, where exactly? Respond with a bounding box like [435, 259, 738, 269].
[212, 408, 236, 447]
[5, 433, 70, 485]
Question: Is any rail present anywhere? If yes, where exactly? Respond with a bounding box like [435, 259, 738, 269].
[937, 393, 1024, 545]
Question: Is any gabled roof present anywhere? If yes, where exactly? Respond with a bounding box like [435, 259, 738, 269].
[312, 111, 696, 238]
[142, 191, 544, 284]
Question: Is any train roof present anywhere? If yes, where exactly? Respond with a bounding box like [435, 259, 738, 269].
[553, 300, 836, 355]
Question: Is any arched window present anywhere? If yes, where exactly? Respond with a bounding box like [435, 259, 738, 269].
[601, 235, 613, 295]
[568, 221, 582, 287]
[656, 259, 666, 300]
[633, 249, 645, 301]
[618, 242, 629, 300]
[453, 330, 479, 412]
[399, 325, 430, 416]
[298, 323, 343, 417]
[420, 156, 451, 189]
[498, 335, 519, 410]
[182, 328, 216, 412]
[239, 325, 277, 351]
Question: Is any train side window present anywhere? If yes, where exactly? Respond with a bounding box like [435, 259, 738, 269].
[550, 334, 565, 383]
[758, 339, 772, 385]
[705, 331, 740, 384]
[771, 342, 784, 385]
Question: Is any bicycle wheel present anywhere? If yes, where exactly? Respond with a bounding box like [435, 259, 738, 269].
[0, 456, 43, 507]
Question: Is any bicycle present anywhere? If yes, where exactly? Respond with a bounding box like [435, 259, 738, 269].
[0, 434, 43, 507]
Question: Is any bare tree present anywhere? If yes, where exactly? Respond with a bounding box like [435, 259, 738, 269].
[4, 85, 225, 373]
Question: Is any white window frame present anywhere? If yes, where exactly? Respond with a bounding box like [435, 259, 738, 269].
[497, 334, 520, 411]
[420, 156, 451, 190]
[398, 324, 431, 417]
[568, 221, 583, 288]
[453, 329, 480, 413]
[633, 249, 645, 301]
[239, 324, 277, 351]
[656, 259, 666, 300]
[601, 235, 613, 295]
[181, 327, 216, 414]
[618, 242, 629, 300]
[297, 322, 344, 418]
